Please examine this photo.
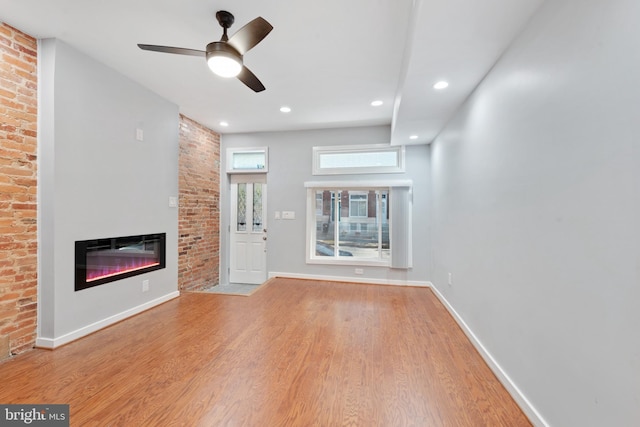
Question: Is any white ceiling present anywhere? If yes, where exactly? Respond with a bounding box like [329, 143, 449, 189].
[0, 0, 543, 144]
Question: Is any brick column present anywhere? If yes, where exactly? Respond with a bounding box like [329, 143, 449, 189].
[0, 23, 38, 357]
[178, 115, 220, 291]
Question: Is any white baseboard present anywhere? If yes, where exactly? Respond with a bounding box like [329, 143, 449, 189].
[429, 285, 548, 427]
[35, 291, 180, 349]
[268, 271, 431, 288]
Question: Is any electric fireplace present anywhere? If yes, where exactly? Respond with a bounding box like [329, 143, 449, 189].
[75, 233, 166, 291]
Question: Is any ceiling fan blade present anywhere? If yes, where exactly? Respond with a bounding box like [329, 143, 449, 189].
[227, 17, 273, 55]
[237, 66, 265, 92]
[137, 44, 205, 57]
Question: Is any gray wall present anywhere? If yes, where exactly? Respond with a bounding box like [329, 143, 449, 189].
[431, 0, 640, 425]
[38, 40, 179, 341]
[221, 126, 431, 285]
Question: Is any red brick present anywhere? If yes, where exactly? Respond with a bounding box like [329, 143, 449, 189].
[178, 115, 220, 291]
[14, 69, 36, 84]
[0, 97, 22, 110]
[2, 55, 33, 72]
[0, 292, 19, 302]
[13, 32, 37, 51]
[0, 23, 37, 355]
[0, 44, 20, 58]
[0, 87, 16, 99]
[0, 25, 11, 37]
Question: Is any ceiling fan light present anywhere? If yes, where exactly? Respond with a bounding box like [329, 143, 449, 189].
[208, 55, 242, 78]
[206, 42, 242, 78]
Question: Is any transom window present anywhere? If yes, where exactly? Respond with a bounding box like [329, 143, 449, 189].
[226, 147, 268, 173]
[312, 144, 405, 175]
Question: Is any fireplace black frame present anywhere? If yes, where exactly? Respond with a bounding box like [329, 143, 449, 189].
[75, 233, 166, 291]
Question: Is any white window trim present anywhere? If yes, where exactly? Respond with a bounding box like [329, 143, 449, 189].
[304, 180, 412, 189]
[312, 144, 405, 175]
[226, 147, 269, 174]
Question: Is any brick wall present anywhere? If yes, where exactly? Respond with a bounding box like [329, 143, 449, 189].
[0, 23, 38, 357]
[178, 115, 220, 291]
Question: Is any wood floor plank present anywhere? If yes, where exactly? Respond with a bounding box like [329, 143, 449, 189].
[0, 278, 531, 426]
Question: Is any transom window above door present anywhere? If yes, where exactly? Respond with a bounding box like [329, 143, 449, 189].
[227, 147, 268, 173]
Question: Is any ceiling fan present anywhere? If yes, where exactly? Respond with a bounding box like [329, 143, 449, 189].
[138, 11, 273, 92]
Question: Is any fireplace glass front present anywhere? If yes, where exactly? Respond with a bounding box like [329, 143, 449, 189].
[75, 233, 166, 291]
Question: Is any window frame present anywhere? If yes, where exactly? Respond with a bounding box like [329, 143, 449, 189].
[306, 186, 389, 266]
[312, 144, 405, 175]
[305, 180, 413, 269]
[226, 147, 269, 174]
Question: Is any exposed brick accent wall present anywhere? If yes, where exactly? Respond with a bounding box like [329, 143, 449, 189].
[178, 115, 220, 291]
[0, 23, 38, 357]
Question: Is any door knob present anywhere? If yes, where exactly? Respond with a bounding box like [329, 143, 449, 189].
[263, 236, 267, 240]
[263, 229, 267, 233]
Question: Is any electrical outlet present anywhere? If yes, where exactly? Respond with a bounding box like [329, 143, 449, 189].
[355, 268, 364, 275]
[448, 273, 453, 286]
[142, 279, 149, 292]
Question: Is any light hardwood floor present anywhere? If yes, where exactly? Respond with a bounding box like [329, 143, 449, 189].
[0, 278, 531, 426]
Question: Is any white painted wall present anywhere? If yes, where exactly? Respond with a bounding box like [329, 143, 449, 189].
[431, 0, 640, 425]
[38, 40, 179, 344]
[221, 126, 431, 285]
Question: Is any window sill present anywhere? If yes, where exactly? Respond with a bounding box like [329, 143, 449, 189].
[306, 258, 390, 267]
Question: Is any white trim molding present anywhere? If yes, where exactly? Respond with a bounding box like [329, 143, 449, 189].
[268, 271, 430, 288]
[304, 179, 412, 189]
[429, 285, 549, 427]
[35, 291, 180, 349]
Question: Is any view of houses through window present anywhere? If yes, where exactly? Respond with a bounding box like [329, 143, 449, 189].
[313, 189, 389, 261]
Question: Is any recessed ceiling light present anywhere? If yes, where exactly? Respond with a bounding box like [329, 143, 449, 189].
[433, 81, 449, 90]
[219, 121, 229, 127]
[280, 106, 292, 113]
[371, 100, 383, 107]
[409, 135, 419, 140]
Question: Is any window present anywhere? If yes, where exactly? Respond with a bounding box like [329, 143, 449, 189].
[312, 144, 405, 175]
[349, 192, 368, 218]
[306, 180, 412, 268]
[226, 147, 268, 173]
[309, 188, 389, 263]
[305, 180, 412, 269]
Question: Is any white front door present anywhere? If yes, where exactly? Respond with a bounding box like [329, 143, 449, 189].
[229, 175, 267, 284]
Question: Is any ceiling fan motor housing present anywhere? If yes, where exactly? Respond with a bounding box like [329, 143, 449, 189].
[206, 42, 242, 63]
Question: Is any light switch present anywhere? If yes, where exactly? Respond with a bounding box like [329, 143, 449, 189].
[274, 211, 281, 220]
[136, 128, 144, 141]
[282, 211, 295, 220]
[168, 196, 178, 208]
